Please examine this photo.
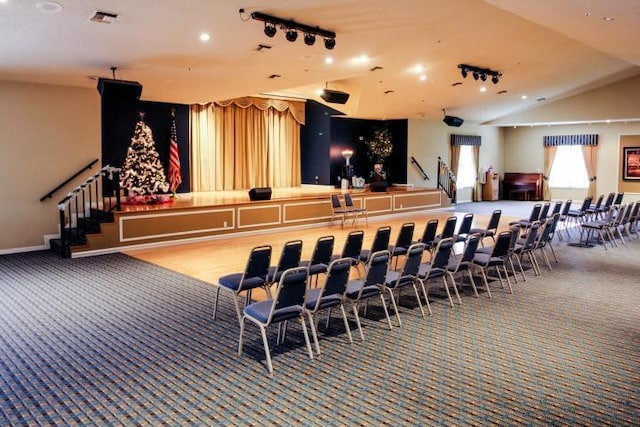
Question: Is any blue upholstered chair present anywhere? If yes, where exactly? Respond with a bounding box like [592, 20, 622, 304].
[445, 233, 484, 299]
[300, 235, 334, 287]
[304, 257, 353, 354]
[267, 239, 303, 287]
[388, 222, 415, 269]
[213, 245, 272, 324]
[472, 230, 515, 294]
[238, 266, 313, 374]
[359, 226, 391, 265]
[453, 213, 474, 242]
[469, 209, 501, 246]
[418, 237, 457, 308]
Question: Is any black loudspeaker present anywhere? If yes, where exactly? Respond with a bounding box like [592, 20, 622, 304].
[443, 115, 464, 127]
[370, 181, 388, 192]
[97, 78, 143, 100]
[320, 89, 350, 104]
[248, 187, 272, 201]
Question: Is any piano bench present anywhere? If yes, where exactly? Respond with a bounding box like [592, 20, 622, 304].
[509, 189, 532, 201]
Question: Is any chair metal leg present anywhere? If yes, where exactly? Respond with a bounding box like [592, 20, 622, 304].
[386, 287, 402, 327]
[351, 303, 365, 341]
[416, 278, 432, 316]
[378, 294, 394, 330]
[339, 304, 354, 344]
[307, 312, 321, 355]
[212, 286, 221, 320]
[259, 324, 273, 374]
[299, 316, 314, 361]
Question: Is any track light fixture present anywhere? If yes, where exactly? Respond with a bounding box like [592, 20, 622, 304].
[249, 10, 336, 49]
[458, 64, 502, 84]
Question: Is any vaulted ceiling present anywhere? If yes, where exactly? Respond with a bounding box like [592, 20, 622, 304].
[1, 0, 639, 123]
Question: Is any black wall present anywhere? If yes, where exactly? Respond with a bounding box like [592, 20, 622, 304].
[101, 97, 190, 193]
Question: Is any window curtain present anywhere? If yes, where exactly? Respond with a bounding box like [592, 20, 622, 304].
[450, 134, 481, 199]
[190, 97, 304, 191]
[542, 146, 557, 201]
[582, 145, 597, 198]
[543, 134, 598, 199]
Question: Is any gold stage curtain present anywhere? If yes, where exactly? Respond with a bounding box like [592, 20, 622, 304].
[191, 98, 303, 191]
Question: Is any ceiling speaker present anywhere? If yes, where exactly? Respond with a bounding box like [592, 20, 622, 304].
[97, 78, 142, 100]
[320, 89, 350, 104]
[443, 115, 464, 127]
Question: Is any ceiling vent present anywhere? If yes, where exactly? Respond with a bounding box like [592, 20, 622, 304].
[91, 11, 118, 24]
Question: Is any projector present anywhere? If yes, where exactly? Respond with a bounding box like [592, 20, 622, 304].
[320, 89, 350, 104]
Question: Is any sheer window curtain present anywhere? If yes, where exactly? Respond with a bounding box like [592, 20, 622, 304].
[190, 98, 302, 191]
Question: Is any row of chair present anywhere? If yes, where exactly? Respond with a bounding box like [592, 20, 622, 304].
[330, 193, 368, 228]
[580, 201, 640, 249]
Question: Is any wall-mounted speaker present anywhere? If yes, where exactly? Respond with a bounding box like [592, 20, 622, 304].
[248, 187, 272, 201]
[320, 89, 350, 104]
[443, 115, 464, 127]
[97, 78, 143, 100]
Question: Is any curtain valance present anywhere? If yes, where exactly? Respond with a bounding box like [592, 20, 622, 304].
[543, 134, 598, 146]
[212, 97, 306, 125]
[450, 134, 481, 146]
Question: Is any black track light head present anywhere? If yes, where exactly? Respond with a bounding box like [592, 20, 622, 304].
[304, 33, 316, 45]
[264, 22, 277, 38]
[472, 72, 479, 80]
[480, 73, 487, 82]
[461, 68, 468, 78]
[285, 28, 298, 42]
[324, 37, 336, 49]
[491, 74, 500, 84]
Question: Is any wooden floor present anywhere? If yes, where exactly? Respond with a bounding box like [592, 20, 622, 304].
[124, 205, 520, 291]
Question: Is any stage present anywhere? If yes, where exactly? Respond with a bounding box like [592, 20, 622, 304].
[75, 185, 449, 257]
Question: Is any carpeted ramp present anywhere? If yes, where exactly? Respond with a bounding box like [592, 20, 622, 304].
[0, 248, 639, 425]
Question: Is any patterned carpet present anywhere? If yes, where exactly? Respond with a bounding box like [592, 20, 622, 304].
[1, 236, 639, 425]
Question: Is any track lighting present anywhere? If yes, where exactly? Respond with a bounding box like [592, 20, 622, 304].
[249, 10, 337, 50]
[458, 63, 502, 84]
[304, 32, 316, 45]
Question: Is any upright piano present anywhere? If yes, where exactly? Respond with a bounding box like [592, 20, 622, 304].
[502, 172, 543, 201]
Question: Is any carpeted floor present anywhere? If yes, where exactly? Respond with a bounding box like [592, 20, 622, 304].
[1, 234, 639, 425]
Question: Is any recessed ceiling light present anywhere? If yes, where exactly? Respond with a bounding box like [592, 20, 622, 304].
[325, 57, 333, 64]
[419, 75, 427, 81]
[521, 95, 528, 100]
[36, 1, 63, 13]
[584, 11, 592, 17]
[480, 86, 487, 92]
[603, 16, 614, 21]
[199, 33, 210, 42]
[413, 64, 424, 73]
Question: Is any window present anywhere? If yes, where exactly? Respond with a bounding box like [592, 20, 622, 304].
[456, 145, 477, 188]
[549, 145, 588, 188]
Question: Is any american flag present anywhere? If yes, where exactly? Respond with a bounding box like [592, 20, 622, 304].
[168, 112, 182, 193]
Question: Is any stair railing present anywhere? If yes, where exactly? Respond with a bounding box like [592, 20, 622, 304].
[56, 165, 121, 257]
[410, 156, 429, 180]
[437, 156, 457, 203]
[40, 158, 99, 202]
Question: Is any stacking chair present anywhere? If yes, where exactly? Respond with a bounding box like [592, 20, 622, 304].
[532, 216, 556, 271]
[469, 209, 501, 246]
[300, 235, 335, 287]
[613, 192, 624, 207]
[213, 245, 272, 323]
[626, 202, 640, 240]
[565, 196, 592, 236]
[330, 194, 352, 228]
[345, 250, 393, 341]
[384, 243, 430, 326]
[418, 237, 458, 308]
[597, 192, 616, 218]
[434, 216, 457, 243]
[343, 193, 368, 227]
[471, 230, 514, 294]
[550, 200, 563, 217]
[581, 207, 617, 250]
[388, 222, 415, 269]
[267, 240, 303, 287]
[557, 199, 572, 240]
[453, 213, 474, 242]
[445, 233, 485, 298]
[610, 203, 632, 245]
[331, 230, 364, 271]
[537, 202, 551, 222]
[238, 266, 313, 374]
[304, 258, 353, 354]
[416, 219, 439, 255]
[359, 225, 392, 265]
[513, 221, 541, 277]
[544, 212, 562, 262]
[585, 194, 604, 220]
[509, 203, 542, 229]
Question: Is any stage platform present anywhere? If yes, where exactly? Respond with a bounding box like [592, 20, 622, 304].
[75, 185, 449, 257]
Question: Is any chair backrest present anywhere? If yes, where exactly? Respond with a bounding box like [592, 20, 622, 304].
[394, 222, 415, 249]
[240, 245, 272, 290]
[370, 226, 392, 253]
[399, 243, 425, 279]
[430, 237, 454, 269]
[560, 200, 572, 217]
[310, 235, 335, 266]
[457, 213, 474, 235]
[592, 194, 604, 210]
[536, 217, 555, 247]
[276, 240, 303, 272]
[341, 230, 364, 261]
[521, 221, 541, 250]
[528, 204, 542, 222]
[547, 212, 561, 238]
[579, 196, 593, 212]
[343, 193, 358, 208]
[490, 230, 514, 258]
[486, 209, 502, 231]
[440, 216, 457, 239]
[507, 226, 521, 254]
[551, 201, 563, 216]
[311, 258, 352, 311]
[614, 192, 624, 205]
[361, 250, 390, 292]
[331, 194, 343, 210]
[603, 192, 615, 209]
[270, 267, 308, 320]
[460, 234, 482, 263]
[538, 202, 551, 221]
[629, 201, 640, 221]
[420, 219, 439, 245]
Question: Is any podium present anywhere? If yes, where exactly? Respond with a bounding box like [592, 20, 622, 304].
[482, 171, 499, 201]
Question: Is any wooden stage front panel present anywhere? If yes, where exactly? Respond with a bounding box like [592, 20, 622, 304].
[79, 187, 448, 255]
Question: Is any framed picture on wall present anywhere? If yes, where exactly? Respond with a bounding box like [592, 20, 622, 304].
[623, 147, 640, 180]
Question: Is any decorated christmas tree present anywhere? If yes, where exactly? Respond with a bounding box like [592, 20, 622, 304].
[120, 114, 170, 196]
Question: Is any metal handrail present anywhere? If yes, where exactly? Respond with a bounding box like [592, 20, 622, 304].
[437, 156, 457, 203]
[410, 156, 429, 180]
[40, 158, 99, 202]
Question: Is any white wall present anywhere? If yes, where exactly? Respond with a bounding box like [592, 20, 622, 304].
[407, 119, 504, 190]
[0, 81, 101, 251]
